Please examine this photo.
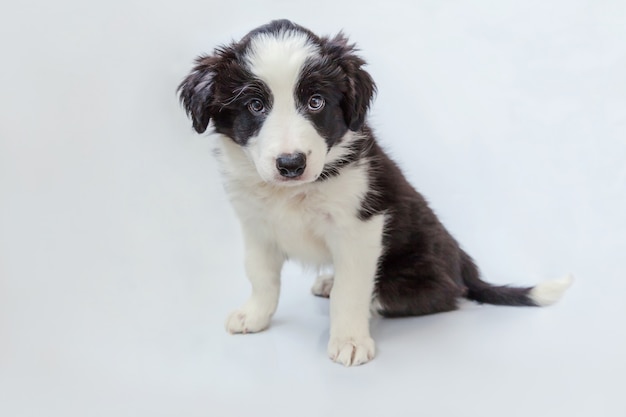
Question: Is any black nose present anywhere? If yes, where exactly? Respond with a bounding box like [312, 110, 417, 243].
[276, 152, 307, 178]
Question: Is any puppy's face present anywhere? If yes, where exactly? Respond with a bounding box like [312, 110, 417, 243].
[178, 20, 375, 186]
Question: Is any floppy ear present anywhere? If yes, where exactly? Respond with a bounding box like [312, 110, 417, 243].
[324, 33, 377, 132]
[177, 55, 220, 134]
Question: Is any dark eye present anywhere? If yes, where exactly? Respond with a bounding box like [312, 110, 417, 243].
[248, 99, 265, 115]
[307, 95, 325, 112]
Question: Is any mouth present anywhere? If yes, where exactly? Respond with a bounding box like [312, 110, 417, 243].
[269, 171, 320, 186]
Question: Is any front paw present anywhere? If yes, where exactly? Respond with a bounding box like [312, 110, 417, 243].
[328, 336, 376, 366]
[225, 307, 271, 334]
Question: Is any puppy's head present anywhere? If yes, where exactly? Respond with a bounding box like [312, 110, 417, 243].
[178, 20, 376, 185]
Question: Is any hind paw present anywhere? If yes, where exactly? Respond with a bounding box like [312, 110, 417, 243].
[311, 274, 334, 298]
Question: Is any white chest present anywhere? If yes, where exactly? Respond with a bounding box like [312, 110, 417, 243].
[232, 185, 337, 265]
[216, 136, 371, 266]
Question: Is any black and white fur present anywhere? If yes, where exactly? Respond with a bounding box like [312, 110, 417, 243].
[178, 20, 572, 366]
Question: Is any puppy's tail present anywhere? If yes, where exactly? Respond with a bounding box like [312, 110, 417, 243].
[460, 252, 573, 307]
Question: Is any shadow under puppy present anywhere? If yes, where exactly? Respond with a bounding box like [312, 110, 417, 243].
[178, 19, 572, 366]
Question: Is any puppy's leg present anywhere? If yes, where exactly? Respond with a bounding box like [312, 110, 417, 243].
[326, 215, 384, 366]
[225, 228, 284, 334]
[311, 273, 334, 298]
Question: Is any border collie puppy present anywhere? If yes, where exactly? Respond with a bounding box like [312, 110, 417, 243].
[178, 20, 572, 366]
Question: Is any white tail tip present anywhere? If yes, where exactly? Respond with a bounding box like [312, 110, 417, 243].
[529, 274, 574, 306]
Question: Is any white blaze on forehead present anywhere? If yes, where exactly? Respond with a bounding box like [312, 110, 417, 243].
[242, 30, 327, 185]
[245, 31, 319, 99]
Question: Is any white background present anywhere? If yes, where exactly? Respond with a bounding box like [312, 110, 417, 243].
[1, 0, 625, 416]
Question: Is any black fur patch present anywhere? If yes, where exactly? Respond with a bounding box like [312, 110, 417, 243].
[296, 59, 349, 150]
[353, 127, 536, 316]
[177, 45, 274, 146]
[317, 134, 373, 181]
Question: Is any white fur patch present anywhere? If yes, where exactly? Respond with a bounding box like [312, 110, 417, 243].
[529, 275, 574, 306]
[245, 31, 318, 91]
[326, 213, 385, 366]
[225, 224, 284, 334]
[311, 274, 334, 298]
[244, 31, 327, 184]
[327, 335, 376, 366]
[218, 131, 381, 361]
[217, 132, 372, 265]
